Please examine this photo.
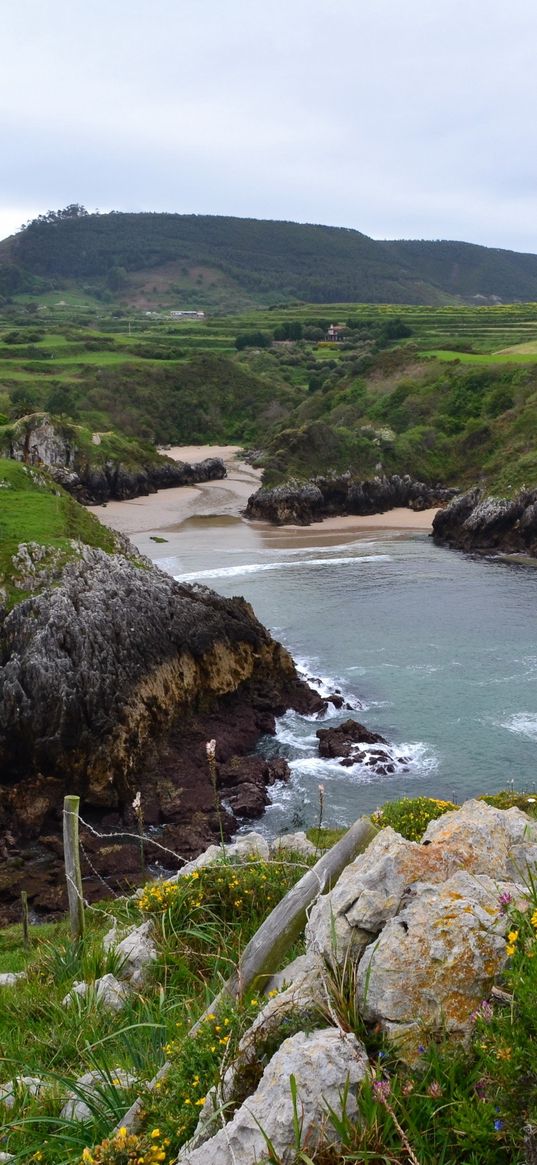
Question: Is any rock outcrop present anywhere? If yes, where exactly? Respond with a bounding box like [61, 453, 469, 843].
[304, 799, 536, 1057]
[433, 486, 537, 556]
[3, 413, 226, 504]
[174, 800, 537, 1160]
[177, 1029, 369, 1165]
[246, 473, 457, 526]
[0, 546, 324, 920]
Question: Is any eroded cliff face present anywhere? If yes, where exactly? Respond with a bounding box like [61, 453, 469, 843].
[0, 547, 322, 915]
[246, 474, 457, 526]
[4, 413, 226, 503]
[432, 487, 537, 556]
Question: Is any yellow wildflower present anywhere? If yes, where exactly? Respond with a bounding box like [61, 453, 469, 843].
[507, 930, 518, 943]
[151, 1128, 161, 1138]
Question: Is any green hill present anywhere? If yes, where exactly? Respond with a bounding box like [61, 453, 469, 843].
[3, 207, 537, 308]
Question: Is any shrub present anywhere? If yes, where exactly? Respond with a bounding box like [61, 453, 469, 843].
[371, 796, 459, 841]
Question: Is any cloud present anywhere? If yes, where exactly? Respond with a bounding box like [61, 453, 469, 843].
[2, 0, 537, 252]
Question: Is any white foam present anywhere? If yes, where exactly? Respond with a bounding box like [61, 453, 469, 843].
[174, 554, 391, 583]
[501, 712, 537, 741]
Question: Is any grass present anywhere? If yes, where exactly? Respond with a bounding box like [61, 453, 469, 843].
[2, 793, 536, 1162]
[0, 458, 123, 608]
[0, 854, 311, 1164]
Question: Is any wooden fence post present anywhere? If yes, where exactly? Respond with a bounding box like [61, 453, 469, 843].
[63, 795, 85, 939]
[21, 891, 29, 950]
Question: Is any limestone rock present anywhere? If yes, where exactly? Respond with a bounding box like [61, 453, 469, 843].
[0, 972, 26, 987]
[102, 920, 158, 987]
[167, 831, 271, 881]
[306, 801, 537, 969]
[355, 869, 521, 1054]
[60, 1068, 137, 1121]
[422, 798, 537, 881]
[2, 412, 227, 504]
[0, 1076, 43, 1109]
[0, 546, 315, 807]
[246, 473, 456, 527]
[270, 832, 317, 858]
[62, 974, 131, 1011]
[433, 484, 537, 556]
[305, 827, 427, 964]
[177, 1028, 369, 1164]
[263, 953, 314, 994]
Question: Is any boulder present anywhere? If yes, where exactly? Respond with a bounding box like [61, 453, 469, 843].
[246, 474, 457, 527]
[0, 972, 26, 987]
[433, 485, 537, 557]
[104, 921, 157, 988]
[217, 755, 290, 817]
[0, 1077, 43, 1109]
[62, 973, 131, 1011]
[303, 800, 535, 1057]
[355, 869, 520, 1056]
[60, 1068, 137, 1121]
[165, 832, 271, 882]
[270, 831, 318, 859]
[177, 1028, 369, 1164]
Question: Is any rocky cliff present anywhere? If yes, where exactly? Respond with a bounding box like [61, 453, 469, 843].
[246, 473, 457, 526]
[432, 486, 537, 556]
[0, 545, 323, 918]
[1, 413, 225, 504]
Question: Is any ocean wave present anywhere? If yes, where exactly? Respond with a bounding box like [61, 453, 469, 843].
[174, 554, 391, 582]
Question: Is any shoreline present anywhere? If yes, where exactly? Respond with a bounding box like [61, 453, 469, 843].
[89, 445, 439, 541]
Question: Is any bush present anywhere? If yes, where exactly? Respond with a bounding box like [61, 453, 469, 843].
[371, 796, 459, 841]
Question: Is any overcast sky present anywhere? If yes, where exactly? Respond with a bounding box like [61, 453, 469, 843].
[2, 0, 537, 252]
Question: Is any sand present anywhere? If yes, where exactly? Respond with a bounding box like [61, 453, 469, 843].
[87, 446, 261, 535]
[89, 445, 439, 540]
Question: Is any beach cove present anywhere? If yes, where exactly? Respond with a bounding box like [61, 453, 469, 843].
[92, 447, 537, 834]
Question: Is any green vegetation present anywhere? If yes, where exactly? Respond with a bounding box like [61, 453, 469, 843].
[0, 458, 124, 608]
[0, 854, 309, 1164]
[2, 299, 537, 495]
[1, 793, 537, 1162]
[4, 209, 537, 310]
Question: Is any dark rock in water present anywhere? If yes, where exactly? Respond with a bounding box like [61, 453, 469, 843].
[317, 719, 387, 758]
[432, 486, 537, 557]
[0, 546, 323, 921]
[246, 473, 457, 526]
[218, 755, 290, 817]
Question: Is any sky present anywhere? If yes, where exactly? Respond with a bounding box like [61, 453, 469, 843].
[2, 0, 537, 253]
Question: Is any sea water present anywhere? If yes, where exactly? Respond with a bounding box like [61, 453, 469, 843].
[150, 517, 537, 835]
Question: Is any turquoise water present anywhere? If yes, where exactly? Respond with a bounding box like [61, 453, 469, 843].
[151, 519, 537, 834]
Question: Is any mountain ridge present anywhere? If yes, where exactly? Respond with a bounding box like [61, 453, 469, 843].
[2, 209, 537, 307]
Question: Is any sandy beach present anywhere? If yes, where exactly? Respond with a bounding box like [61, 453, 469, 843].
[89, 445, 439, 546]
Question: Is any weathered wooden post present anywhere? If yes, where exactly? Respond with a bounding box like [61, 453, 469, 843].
[63, 795, 85, 939]
[21, 890, 29, 950]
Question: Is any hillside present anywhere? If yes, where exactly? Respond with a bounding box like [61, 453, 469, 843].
[3, 208, 537, 307]
[251, 346, 537, 496]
